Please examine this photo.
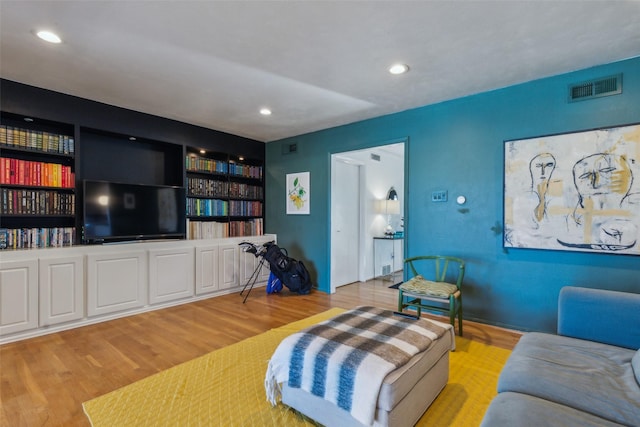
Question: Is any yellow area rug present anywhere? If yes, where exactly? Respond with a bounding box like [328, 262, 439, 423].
[83, 308, 511, 426]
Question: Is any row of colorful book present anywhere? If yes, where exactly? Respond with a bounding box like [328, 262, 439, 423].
[229, 163, 263, 179]
[229, 182, 263, 199]
[186, 218, 264, 240]
[0, 125, 75, 155]
[186, 219, 230, 239]
[0, 227, 75, 250]
[229, 219, 264, 237]
[186, 155, 228, 174]
[1, 189, 74, 215]
[186, 197, 228, 217]
[187, 177, 229, 198]
[228, 200, 263, 217]
[1, 157, 75, 188]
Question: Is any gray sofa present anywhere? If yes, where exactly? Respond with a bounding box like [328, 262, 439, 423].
[482, 286, 640, 427]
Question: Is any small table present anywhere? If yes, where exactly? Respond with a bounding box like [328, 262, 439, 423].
[373, 236, 404, 281]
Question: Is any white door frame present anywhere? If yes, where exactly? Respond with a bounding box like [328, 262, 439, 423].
[329, 141, 406, 294]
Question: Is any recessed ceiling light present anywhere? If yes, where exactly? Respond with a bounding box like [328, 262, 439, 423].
[260, 108, 272, 116]
[199, 149, 206, 154]
[389, 64, 409, 75]
[129, 136, 137, 141]
[36, 30, 62, 44]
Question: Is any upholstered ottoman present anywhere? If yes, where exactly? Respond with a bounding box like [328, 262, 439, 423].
[266, 306, 455, 427]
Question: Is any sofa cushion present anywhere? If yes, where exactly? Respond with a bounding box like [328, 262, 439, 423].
[633, 349, 640, 387]
[498, 332, 640, 426]
[481, 392, 625, 427]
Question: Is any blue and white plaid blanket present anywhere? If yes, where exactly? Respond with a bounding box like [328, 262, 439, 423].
[265, 306, 451, 425]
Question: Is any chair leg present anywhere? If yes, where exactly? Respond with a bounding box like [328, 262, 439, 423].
[458, 296, 463, 336]
[397, 291, 404, 312]
[449, 297, 456, 331]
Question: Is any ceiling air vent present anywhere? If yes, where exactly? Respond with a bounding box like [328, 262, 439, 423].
[371, 153, 381, 162]
[569, 74, 622, 102]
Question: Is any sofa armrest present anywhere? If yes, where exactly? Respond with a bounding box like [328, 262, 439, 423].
[558, 286, 640, 350]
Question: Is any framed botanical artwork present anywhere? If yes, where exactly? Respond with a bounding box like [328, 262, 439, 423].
[286, 172, 310, 215]
[503, 123, 640, 255]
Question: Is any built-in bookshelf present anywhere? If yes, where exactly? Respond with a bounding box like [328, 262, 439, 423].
[186, 150, 264, 239]
[1, 80, 266, 249]
[0, 114, 76, 249]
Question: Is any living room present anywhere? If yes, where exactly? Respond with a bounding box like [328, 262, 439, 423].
[1, 2, 639, 426]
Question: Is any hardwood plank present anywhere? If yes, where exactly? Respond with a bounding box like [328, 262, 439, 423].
[0, 278, 522, 426]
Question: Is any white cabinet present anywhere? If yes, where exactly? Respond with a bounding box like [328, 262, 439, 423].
[239, 238, 272, 286]
[195, 244, 219, 295]
[218, 243, 240, 290]
[0, 259, 38, 336]
[148, 246, 195, 304]
[0, 234, 276, 343]
[393, 238, 404, 273]
[39, 255, 84, 326]
[373, 237, 404, 279]
[87, 250, 147, 317]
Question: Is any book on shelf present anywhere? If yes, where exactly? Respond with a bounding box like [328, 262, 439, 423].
[0, 227, 75, 250]
[228, 182, 263, 199]
[187, 177, 229, 198]
[0, 188, 74, 215]
[228, 200, 263, 217]
[228, 163, 263, 179]
[186, 219, 230, 240]
[229, 218, 263, 237]
[186, 218, 263, 239]
[185, 154, 228, 174]
[0, 125, 75, 154]
[186, 197, 228, 217]
[0, 157, 74, 188]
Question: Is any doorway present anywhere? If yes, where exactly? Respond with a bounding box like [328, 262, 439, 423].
[329, 142, 405, 293]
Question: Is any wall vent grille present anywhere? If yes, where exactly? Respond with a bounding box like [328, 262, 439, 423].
[371, 153, 381, 161]
[569, 74, 622, 102]
[282, 143, 297, 155]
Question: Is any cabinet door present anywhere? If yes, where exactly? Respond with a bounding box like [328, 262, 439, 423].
[195, 244, 219, 295]
[87, 251, 147, 317]
[218, 243, 239, 290]
[148, 247, 195, 304]
[0, 259, 38, 336]
[39, 255, 84, 326]
[393, 239, 404, 273]
[239, 239, 271, 286]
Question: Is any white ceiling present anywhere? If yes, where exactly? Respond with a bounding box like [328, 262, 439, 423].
[1, 1, 640, 143]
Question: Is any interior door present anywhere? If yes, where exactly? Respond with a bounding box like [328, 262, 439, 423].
[331, 158, 360, 288]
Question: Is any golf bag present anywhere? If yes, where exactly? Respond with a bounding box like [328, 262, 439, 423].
[262, 242, 312, 295]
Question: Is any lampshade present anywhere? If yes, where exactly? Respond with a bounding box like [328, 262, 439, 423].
[385, 199, 400, 215]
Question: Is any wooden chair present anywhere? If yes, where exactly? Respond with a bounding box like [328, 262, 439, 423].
[397, 255, 465, 335]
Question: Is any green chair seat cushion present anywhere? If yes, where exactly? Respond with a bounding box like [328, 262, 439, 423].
[399, 275, 458, 298]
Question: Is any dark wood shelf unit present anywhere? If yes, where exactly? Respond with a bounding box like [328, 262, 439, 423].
[1, 78, 266, 248]
[186, 150, 264, 237]
[1, 111, 77, 249]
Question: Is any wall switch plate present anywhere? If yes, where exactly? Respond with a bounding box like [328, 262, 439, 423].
[431, 190, 448, 202]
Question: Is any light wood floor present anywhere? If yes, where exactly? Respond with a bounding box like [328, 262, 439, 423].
[0, 278, 522, 426]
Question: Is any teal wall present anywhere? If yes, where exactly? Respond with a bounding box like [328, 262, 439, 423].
[265, 57, 640, 332]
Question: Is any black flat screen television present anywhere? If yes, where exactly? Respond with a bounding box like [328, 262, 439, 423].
[83, 180, 186, 243]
